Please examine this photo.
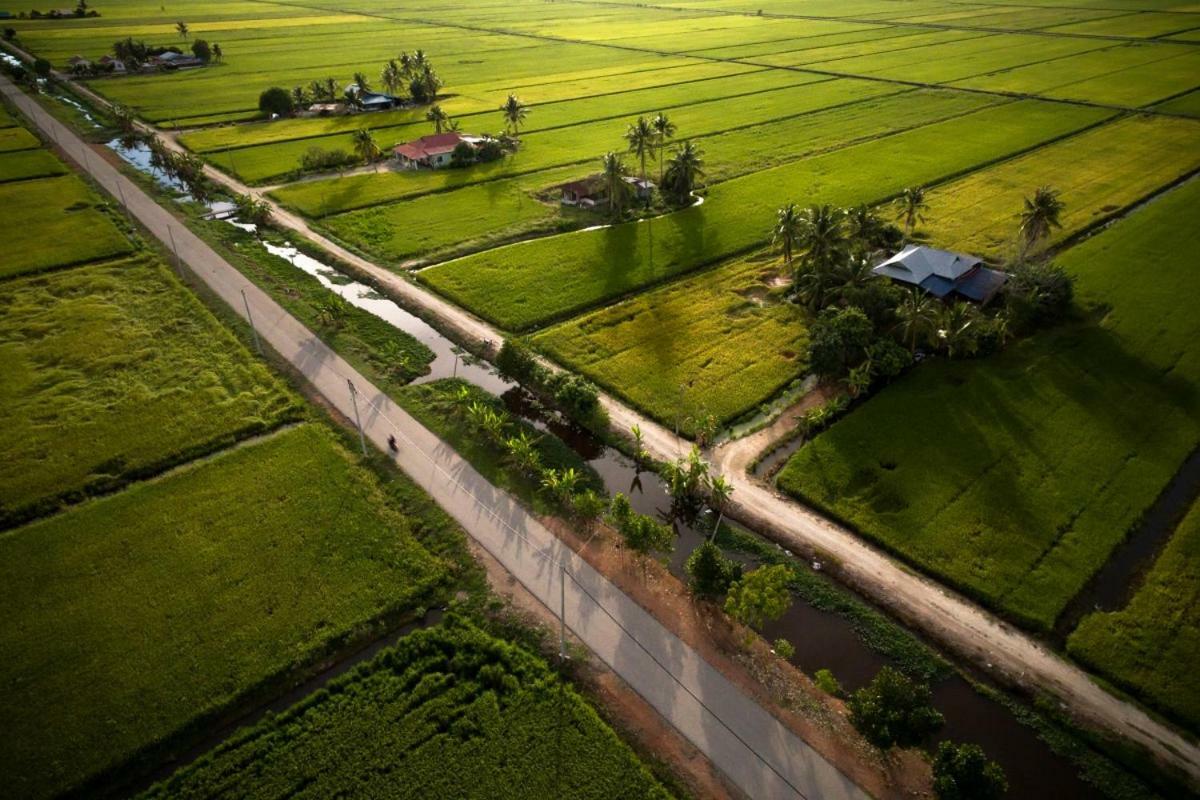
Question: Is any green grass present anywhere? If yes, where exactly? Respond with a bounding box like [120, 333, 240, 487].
[397, 378, 604, 513]
[0, 148, 67, 183]
[0, 256, 298, 527]
[0, 173, 134, 278]
[1068, 500, 1200, 735]
[534, 252, 806, 435]
[0, 125, 39, 152]
[777, 179, 1200, 631]
[139, 619, 673, 800]
[921, 114, 1200, 258]
[421, 99, 1111, 332]
[1154, 89, 1200, 119]
[0, 424, 450, 800]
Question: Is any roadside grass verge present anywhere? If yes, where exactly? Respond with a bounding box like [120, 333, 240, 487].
[0, 173, 134, 279]
[139, 619, 674, 800]
[921, 114, 1200, 258]
[777, 179, 1200, 631]
[421, 99, 1111, 332]
[534, 252, 806, 437]
[0, 148, 67, 183]
[1068, 499, 1200, 735]
[396, 378, 604, 514]
[0, 423, 451, 800]
[0, 256, 299, 527]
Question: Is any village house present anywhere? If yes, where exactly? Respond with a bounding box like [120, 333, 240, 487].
[97, 54, 126, 73]
[393, 132, 486, 169]
[872, 244, 1008, 304]
[150, 50, 203, 69]
[67, 54, 92, 72]
[353, 89, 403, 112]
[559, 175, 608, 208]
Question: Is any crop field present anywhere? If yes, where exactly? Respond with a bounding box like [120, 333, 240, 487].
[777, 179, 1200, 631]
[921, 114, 1200, 257]
[0, 424, 450, 800]
[1068, 500, 1200, 734]
[0, 124, 39, 152]
[1155, 89, 1200, 117]
[0, 256, 297, 527]
[534, 252, 805, 435]
[0, 173, 134, 278]
[422, 100, 1110, 331]
[0, 148, 67, 183]
[140, 621, 672, 800]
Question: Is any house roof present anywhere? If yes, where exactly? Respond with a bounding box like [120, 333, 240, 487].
[954, 266, 1008, 303]
[560, 175, 607, 197]
[394, 132, 470, 161]
[359, 91, 399, 105]
[872, 244, 982, 286]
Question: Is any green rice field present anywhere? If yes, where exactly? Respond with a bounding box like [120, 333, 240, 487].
[777, 179, 1200, 631]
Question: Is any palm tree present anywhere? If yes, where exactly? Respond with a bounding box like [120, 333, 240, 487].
[624, 116, 656, 189]
[1018, 185, 1064, 260]
[797, 204, 848, 273]
[380, 59, 402, 95]
[500, 94, 528, 138]
[352, 71, 370, 94]
[317, 77, 338, 103]
[893, 186, 928, 241]
[175, 21, 188, 40]
[651, 111, 675, 186]
[426, 104, 449, 134]
[352, 128, 381, 169]
[894, 288, 937, 352]
[211, 43, 222, 63]
[290, 86, 309, 110]
[846, 203, 883, 257]
[662, 140, 704, 205]
[773, 203, 802, 270]
[936, 302, 978, 358]
[601, 151, 630, 220]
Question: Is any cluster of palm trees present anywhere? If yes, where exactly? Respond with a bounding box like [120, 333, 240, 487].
[596, 112, 705, 218]
[143, 136, 212, 203]
[422, 94, 528, 140]
[378, 50, 442, 103]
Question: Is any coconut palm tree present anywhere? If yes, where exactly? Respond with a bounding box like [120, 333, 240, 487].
[425, 104, 449, 134]
[624, 116, 656, 188]
[601, 151, 630, 220]
[211, 43, 222, 63]
[352, 71, 371, 94]
[175, 21, 188, 40]
[320, 77, 339, 103]
[290, 86, 309, 110]
[380, 59, 402, 96]
[773, 203, 802, 270]
[651, 111, 675, 186]
[352, 128, 381, 169]
[894, 288, 937, 352]
[1018, 185, 1064, 260]
[846, 203, 884, 257]
[662, 140, 704, 205]
[797, 204, 848, 274]
[500, 93, 528, 138]
[893, 186, 928, 241]
[936, 302, 978, 358]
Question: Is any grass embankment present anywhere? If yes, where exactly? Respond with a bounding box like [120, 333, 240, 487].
[397, 379, 604, 514]
[922, 114, 1200, 258]
[0, 172, 134, 278]
[1069, 500, 1200, 734]
[777, 179, 1200, 631]
[421, 100, 1111, 332]
[139, 620, 674, 800]
[534, 252, 806, 436]
[0, 424, 452, 800]
[0, 256, 298, 527]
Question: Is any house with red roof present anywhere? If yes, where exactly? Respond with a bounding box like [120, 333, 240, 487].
[393, 132, 487, 169]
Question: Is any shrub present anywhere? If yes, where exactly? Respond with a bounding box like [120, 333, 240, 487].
[190, 39, 212, 64]
[773, 638, 795, 660]
[1005, 260, 1074, 329]
[33, 58, 51, 79]
[684, 541, 741, 598]
[932, 741, 1007, 800]
[497, 338, 542, 384]
[3, 27, 16, 41]
[866, 337, 911, 380]
[847, 666, 944, 750]
[258, 86, 293, 118]
[808, 306, 873, 379]
[724, 564, 792, 631]
[476, 139, 505, 162]
[299, 146, 355, 173]
[814, 668, 843, 697]
[449, 141, 476, 168]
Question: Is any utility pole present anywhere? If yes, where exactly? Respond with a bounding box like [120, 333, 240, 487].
[347, 379, 367, 455]
[559, 564, 567, 661]
[241, 289, 262, 355]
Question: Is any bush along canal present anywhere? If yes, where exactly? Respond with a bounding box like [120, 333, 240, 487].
[107, 134, 1166, 800]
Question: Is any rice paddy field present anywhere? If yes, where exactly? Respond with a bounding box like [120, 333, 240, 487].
[777, 179, 1200, 632]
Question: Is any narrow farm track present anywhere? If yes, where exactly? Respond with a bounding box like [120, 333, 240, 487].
[0, 74, 876, 800]
[21, 55, 1200, 784]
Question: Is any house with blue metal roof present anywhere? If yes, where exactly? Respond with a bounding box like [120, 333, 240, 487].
[872, 244, 1008, 304]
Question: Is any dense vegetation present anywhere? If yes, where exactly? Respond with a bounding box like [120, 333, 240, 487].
[140, 620, 673, 800]
[1069, 500, 1200, 734]
[0, 425, 451, 800]
[778, 179, 1200, 630]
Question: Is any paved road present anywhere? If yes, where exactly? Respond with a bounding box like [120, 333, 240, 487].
[2, 75, 870, 800]
[12, 53, 1198, 783]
